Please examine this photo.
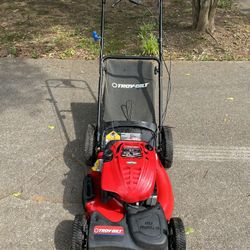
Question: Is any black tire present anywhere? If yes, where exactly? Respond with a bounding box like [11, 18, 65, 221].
[159, 126, 173, 169]
[84, 124, 96, 166]
[168, 217, 186, 250]
[72, 214, 86, 250]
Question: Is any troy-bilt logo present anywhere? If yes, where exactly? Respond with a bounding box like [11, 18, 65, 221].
[94, 226, 125, 236]
[112, 82, 150, 89]
[127, 161, 137, 165]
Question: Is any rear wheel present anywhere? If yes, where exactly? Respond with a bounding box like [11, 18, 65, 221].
[84, 124, 96, 166]
[159, 126, 173, 169]
[168, 217, 186, 250]
[72, 214, 87, 250]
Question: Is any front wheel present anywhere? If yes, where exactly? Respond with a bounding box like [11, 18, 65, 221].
[168, 217, 186, 250]
[72, 214, 87, 250]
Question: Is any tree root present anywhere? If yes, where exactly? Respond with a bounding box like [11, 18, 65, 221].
[206, 29, 218, 44]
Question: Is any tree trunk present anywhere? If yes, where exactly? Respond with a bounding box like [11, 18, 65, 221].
[192, 0, 218, 33]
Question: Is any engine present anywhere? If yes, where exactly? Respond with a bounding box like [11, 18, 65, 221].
[84, 141, 174, 250]
[101, 141, 157, 203]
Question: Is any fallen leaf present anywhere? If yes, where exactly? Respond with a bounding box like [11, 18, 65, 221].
[185, 227, 195, 235]
[48, 125, 55, 130]
[32, 195, 46, 203]
[224, 114, 230, 123]
[12, 192, 22, 197]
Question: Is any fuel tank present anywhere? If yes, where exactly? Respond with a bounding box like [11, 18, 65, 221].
[101, 141, 157, 203]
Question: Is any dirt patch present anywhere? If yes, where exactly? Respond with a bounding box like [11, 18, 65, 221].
[0, 0, 249, 60]
[165, 0, 249, 60]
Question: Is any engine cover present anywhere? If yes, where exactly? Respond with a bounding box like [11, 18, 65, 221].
[101, 141, 157, 203]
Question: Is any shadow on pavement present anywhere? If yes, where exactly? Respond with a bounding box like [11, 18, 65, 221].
[44, 79, 96, 249]
[62, 102, 96, 212]
[54, 220, 73, 250]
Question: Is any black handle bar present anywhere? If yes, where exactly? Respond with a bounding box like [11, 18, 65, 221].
[129, 0, 142, 4]
[112, 0, 142, 7]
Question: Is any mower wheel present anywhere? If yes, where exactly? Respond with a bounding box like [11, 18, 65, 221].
[84, 124, 96, 166]
[72, 214, 86, 250]
[168, 217, 186, 250]
[160, 126, 173, 169]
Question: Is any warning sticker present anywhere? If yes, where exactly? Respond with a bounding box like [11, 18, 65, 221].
[121, 133, 141, 141]
[94, 226, 125, 236]
[106, 131, 121, 143]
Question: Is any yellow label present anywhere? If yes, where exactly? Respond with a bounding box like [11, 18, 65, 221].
[92, 160, 100, 171]
[106, 131, 121, 143]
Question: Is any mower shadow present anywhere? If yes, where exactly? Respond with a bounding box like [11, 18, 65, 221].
[44, 79, 96, 249]
[54, 220, 73, 250]
[62, 102, 96, 213]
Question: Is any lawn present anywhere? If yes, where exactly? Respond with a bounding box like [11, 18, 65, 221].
[0, 0, 249, 60]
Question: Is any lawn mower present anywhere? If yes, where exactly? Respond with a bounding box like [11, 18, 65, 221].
[72, 0, 186, 249]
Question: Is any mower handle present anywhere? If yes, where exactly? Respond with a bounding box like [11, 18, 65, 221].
[129, 0, 142, 4]
[112, 0, 142, 7]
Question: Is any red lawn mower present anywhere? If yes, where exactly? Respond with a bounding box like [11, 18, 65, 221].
[72, 0, 186, 249]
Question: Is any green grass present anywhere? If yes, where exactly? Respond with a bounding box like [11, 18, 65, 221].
[59, 48, 76, 59]
[0, 0, 248, 60]
[8, 47, 17, 57]
[31, 50, 39, 59]
[141, 34, 159, 56]
[0, 32, 27, 44]
[138, 23, 159, 56]
[77, 37, 99, 57]
[218, 0, 232, 9]
[138, 23, 156, 40]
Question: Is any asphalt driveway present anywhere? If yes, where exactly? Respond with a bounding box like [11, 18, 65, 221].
[0, 59, 249, 249]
